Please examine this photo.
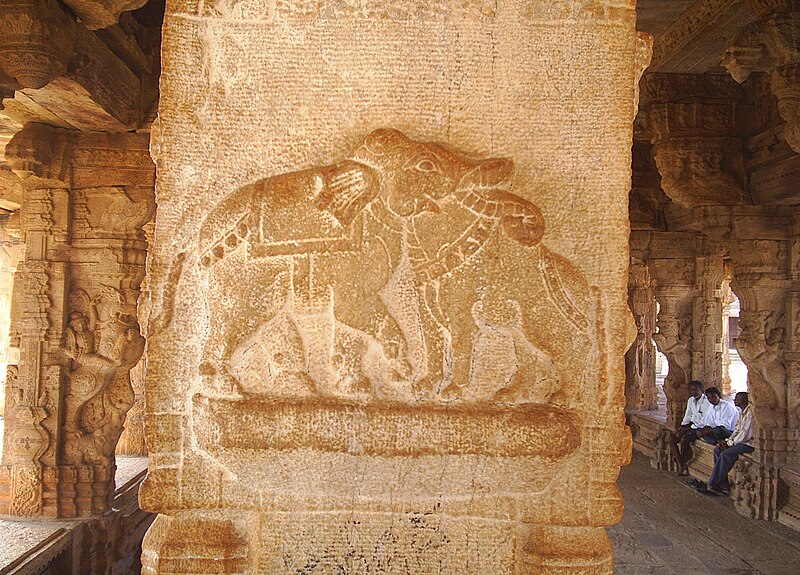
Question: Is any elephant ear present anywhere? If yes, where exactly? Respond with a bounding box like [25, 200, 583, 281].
[315, 160, 379, 226]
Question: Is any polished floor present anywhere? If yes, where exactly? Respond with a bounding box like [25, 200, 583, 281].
[612, 452, 800, 575]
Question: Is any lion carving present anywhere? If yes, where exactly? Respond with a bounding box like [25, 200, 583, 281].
[196, 129, 593, 407]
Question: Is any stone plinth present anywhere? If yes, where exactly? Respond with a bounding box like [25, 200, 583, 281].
[141, 2, 648, 573]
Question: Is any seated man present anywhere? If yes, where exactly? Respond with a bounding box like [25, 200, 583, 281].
[669, 380, 711, 476]
[696, 386, 738, 445]
[696, 391, 753, 496]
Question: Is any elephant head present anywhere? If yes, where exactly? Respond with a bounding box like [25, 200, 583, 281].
[197, 129, 516, 267]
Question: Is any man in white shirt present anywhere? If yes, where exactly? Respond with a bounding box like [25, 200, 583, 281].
[696, 386, 739, 445]
[669, 380, 711, 476]
[696, 392, 754, 495]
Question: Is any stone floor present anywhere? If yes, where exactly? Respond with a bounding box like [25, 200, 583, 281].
[612, 452, 800, 575]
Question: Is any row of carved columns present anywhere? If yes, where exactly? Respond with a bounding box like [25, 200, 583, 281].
[0, 124, 154, 518]
[627, 0, 800, 523]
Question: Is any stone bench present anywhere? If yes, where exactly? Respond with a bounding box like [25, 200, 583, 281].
[627, 411, 756, 485]
[626, 411, 800, 532]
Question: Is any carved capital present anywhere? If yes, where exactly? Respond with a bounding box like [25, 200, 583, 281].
[770, 64, 800, 152]
[641, 74, 750, 208]
[61, 0, 149, 30]
[0, 0, 76, 89]
[5, 123, 155, 189]
[5, 123, 75, 187]
[724, 3, 800, 152]
[653, 137, 748, 208]
[723, 10, 800, 82]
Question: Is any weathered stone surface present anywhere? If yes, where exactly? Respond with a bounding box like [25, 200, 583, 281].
[142, 2, 645, 572]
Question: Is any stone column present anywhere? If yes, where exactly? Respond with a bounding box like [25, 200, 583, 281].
[0, 221, 22, 417]
[141, 2, 649, 573]
[0, 123, 154, 518]
[625, 261, 658, 411]
[724, 0, 800, 153]
[693, 256, 726, 393]
[652, 280, 697, 430]
[721, 276, 735, 396]
[116, 219, 153, 456]
[729, 206, 798, 519]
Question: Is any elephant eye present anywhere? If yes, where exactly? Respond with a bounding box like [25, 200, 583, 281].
[413, 158, 440, 173]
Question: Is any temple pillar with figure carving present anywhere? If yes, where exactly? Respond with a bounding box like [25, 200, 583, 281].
[0, 123, 154, 518]
[141, 2, 649, 573]
[625, 262, 658, 412]
[728, 207, 800, 520]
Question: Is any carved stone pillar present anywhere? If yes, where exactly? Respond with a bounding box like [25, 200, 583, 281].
[729, 206, 798, 519]
[625, 261, 658, 411]
[652, 282, 697, 430]
[0, 123, 154, 518]
[0, 222, 22, 417]
[142, 3, 647, 572]
[693, 256, 726, 393]
[724, 0, 800, 153]
[721, 276, 736, 396]
[116, 219, 153, 456]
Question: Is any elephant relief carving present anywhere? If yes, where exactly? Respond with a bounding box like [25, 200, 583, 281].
[196, 129, 593, 407]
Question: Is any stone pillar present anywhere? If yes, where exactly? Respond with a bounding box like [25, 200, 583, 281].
[141, 2, 649, 573]
[652, 281, 697, 430]
[116, 220, 153, 456]
[693, 256, 726, 394]
[0, 123, 154, 518]
[0, 221, 22, 417]
[625, 261, 658, 411]
[729, 206, 798, 519]
[721, 276, 735, 396]
[724, 0, 800, 153]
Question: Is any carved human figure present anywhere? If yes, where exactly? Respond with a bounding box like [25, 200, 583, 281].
[735, 311, 787, 428]
[61, 289, 145, 465]
[197, 129, 592, 406]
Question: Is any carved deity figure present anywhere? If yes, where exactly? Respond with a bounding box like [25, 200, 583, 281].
[735, 310, 787, 428]
[195, 129, 593, 407]
[61, 288, 145, 465]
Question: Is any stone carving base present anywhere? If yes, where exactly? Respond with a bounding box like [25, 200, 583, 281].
[0, 462, 116, 518]
[142, 511, 613, 575]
